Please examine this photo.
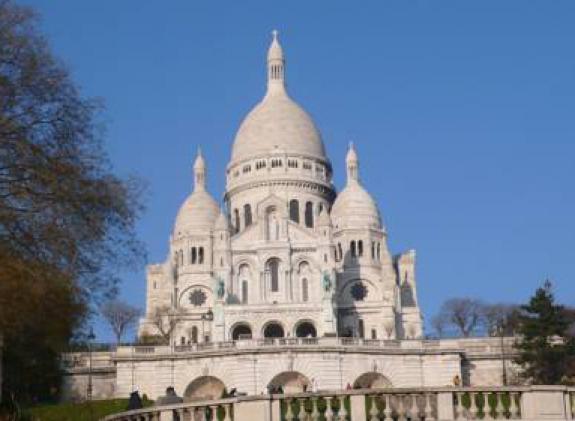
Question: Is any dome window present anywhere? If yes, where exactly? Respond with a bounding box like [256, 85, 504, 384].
[244, 204, 252, 227]
[289, 200, 299, 223]
[191, 247, 197, 264]
[198, 247, 204, 264]
[350, 241, 357, 258]
[234, 209, 240, 233]
[304, 202, 314, 228]
[358, 240, 364, 257]
[303, 161, 312, 170]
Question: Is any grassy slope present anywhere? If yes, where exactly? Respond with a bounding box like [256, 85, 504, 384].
[24, 399, 153, 421]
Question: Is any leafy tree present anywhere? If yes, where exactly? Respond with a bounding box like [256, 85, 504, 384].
[0, 0, 144, 404]
[101, 300, 142, 344]
[514, 281, 575, 385]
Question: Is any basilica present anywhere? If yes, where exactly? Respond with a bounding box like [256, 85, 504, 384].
[139, 31, 423, 346]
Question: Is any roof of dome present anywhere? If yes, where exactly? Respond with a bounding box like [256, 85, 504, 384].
[230, 31, 327, 163]
[173, 190, 219, 235]
[331, 182, 383, 231]
[331, 143, 384, 231]
[231, 93, 326, 162]
[173, 149, 219, 236]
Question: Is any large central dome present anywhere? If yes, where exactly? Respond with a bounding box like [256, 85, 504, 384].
[230, 31, 327, 164]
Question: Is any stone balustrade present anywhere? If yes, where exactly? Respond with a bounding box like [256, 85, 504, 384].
[102, 386, 575, 421]
[112, 336, 517, 359]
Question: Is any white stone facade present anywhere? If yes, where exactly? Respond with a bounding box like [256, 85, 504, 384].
[139, 31, 423, 348]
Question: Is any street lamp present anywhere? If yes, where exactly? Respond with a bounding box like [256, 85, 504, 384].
[87, 327, 96, 421]
[498, 322, 508, 386]
[87, 327, 96, 401]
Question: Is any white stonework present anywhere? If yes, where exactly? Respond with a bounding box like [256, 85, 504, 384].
[61, 33, 524, 404]
[139, 31, 423, 349]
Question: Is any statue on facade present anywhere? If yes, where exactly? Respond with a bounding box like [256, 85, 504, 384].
[214, 277, 225, 299]
[322, 271, 332, 292]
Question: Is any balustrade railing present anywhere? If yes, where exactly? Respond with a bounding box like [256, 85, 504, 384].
[112, 336, 518, 358]
[103, 386, 575, 421]
[105, 386, 575, 421]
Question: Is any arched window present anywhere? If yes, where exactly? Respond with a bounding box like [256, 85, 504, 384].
[358, 319, 365, 338]
[358, 240, 364, 257]
[191, 247, 197, 264]
[371, 242, 376, 259]
[377, 243, 381, 261]
[338, 243, 343, 262]
[305, 202, 314, 228]
[242, 280, 248, 304]
[289, 199, 299, 223]
[350, 241, 357, 258]
[267, 258, 280, 292]
[191, 326, 198, 344]
[302, 278, 309, 302]
[198, 247, 204, 264]
[244, 204, 252, 227]
[234, 209, 240, 233]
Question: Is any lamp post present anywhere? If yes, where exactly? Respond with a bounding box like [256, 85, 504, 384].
[87, 327, 95, 401]
[87, 327, 96, 421]
[499, 322, 508, 386]
[201, 309, 214, 343]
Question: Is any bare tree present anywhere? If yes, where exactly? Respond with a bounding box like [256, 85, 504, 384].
[482, 303, 520, 336]
[101, 300, 141, 344]
[150, 306, 184, 344]
[436, 298, 485, 337]
[431, 313, 448, 338]
[0, 0, 144, 402]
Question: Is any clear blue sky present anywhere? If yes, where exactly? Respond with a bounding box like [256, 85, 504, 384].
[22, 1, 575, 341]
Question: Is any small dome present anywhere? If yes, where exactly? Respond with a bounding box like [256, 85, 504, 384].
[331, 182, 383, 231]
[173, 190, 219, 236]
[214, 210, 230, 231]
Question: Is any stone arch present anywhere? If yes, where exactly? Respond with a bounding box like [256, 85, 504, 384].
[231, 322, 252, 340]
[184, 376, 226, 401]
[294, 320, 317, 338]
[262, 321, 285, 338]
[268, 371, 310, 394]
[353, 372, 392, 389]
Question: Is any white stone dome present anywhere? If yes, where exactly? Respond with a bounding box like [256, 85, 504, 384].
[331, 182, 382, 230]
[230, 31, 327, 164]
[231, 92, 326, 162]
[173, 190, 219, 236]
